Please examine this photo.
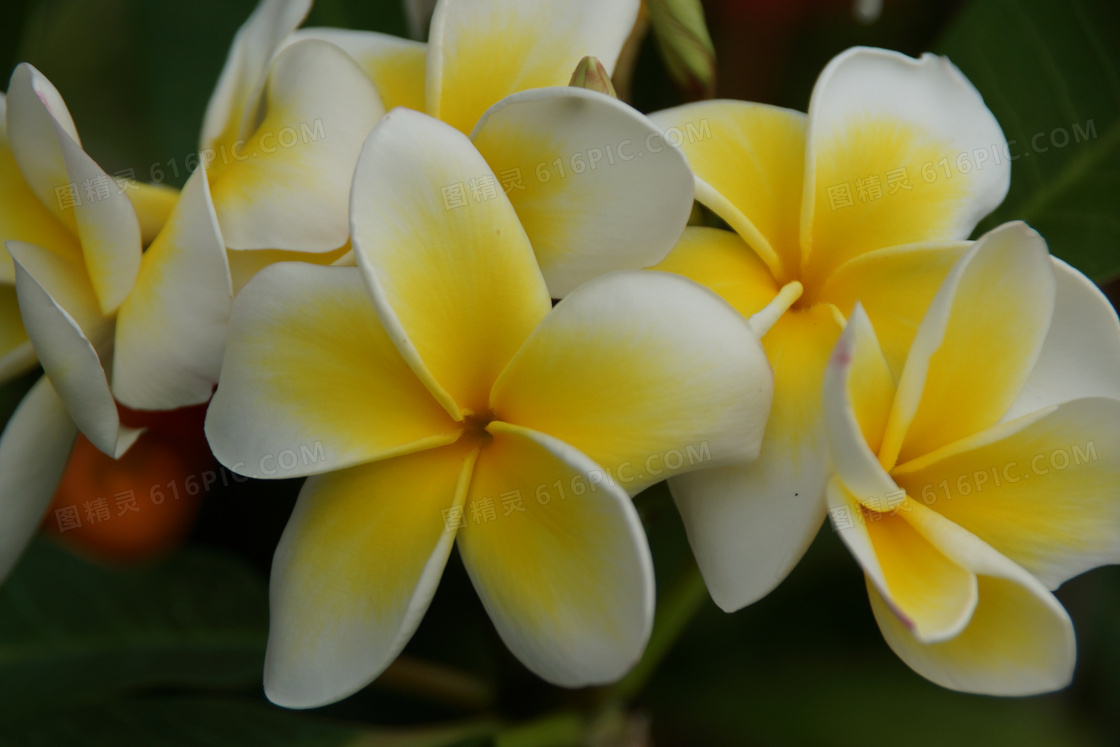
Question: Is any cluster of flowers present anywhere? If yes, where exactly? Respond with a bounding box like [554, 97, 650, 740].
[1, 0, 1118, 709]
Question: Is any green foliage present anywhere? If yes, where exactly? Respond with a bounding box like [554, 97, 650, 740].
[937, 0, 1120, 280]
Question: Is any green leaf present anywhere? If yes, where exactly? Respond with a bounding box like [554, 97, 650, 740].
[0, 695, 497, 747]
[0, 539, 268, 719]
[648, 0, 717, 100]
[936, 0, 1120, 280]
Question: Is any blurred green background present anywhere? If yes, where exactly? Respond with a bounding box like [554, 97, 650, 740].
[1, 0, 1119, 744]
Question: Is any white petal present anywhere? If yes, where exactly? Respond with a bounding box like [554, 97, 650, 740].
[0, 376, 77, 581]
[471, 87, 694, 297]
[10, 243, 140, 458]
[1004, 257, 1120, 420]
[113, 166, 232, 410]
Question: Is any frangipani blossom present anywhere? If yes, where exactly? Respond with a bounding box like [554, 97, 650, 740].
[824, 221, 1120, 695]
[115, 0, 695, 414]
[204, 109, 773, 708]
[112, 0, 384, 412]
[648, 46, 1010, 612]
[0, 63, 170, 580]
[290, 0, 696, 296]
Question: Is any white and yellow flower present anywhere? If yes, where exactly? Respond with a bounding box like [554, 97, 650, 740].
[647, 46, 1011, 611]
[823, 221, 1120, 695]
[204, 109, 773, 708]
[114, 0, 696, 412]
[0, 64, 170, 579]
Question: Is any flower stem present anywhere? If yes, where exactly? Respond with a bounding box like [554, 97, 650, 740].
[374, 654, 495, 711]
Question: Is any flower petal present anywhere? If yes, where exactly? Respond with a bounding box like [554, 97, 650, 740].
[457, 422, 653, 687]
[829, 485, 977, 643]
[892, 397, 1120, 589]
[200, 0, 312, 151]
[818, 240, 970, 375]
[264, 442, 476, 709]
[868, 501, 1075, 696]
[208, 39, 384, 252]
[9, 242, 140, 458]
[801, 47, 1009, 288]
[350, 108, 550, 418]
[648, 101, 806, 281]
[0, 376, 77, 581]
[286, 28, 427, 112]
[126, 181, 179, 246]
[880, 222, 1055, 468]
[669, 301, 841, 611]
[6, 64, 140, 314]
[1004, 258, 1120, 420]
[648, 226, 780, 319]
[205, 262, 460, 479]
[427, 0, 640, 133]
[491, 270, 772, 496]
[113, 167, 232, 411]
[470, 87, 694, 297]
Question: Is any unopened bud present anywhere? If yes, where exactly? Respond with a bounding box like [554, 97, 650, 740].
[569, 56, 618, 98]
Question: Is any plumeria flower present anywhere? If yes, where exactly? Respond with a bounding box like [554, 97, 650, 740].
[112, 0, 384, 411]
[647, 46, 1010, 612]
[115, 0, 695, 413]
[0, 64, 162, 579]
[823, 221, 1120, 695]
[289, 0, 695, 296]
[204, 109, 772, 708]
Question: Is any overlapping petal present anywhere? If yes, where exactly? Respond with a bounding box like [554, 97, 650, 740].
[427, 0, 640, 133]
[869, 501, 1075, 696]
[208, 39, 384, 253]
[286, 28, 428, 112]
[1004, 258, 1120, 420]
[801, 47, 1009, 288]
[264, 442, 476, 709]
[6, 64, 140, 314]
[880, 222, 1055, 468]
[9, 242, 140, 458]
[471, 87, 694, 297]
[491, 270, 772, 496]
[201, 0, 312, 151]
[205, 262, 460, 480]
[113, 167, 232, 410]
[892, 397, 1120, 589]
[648, 101, 806, 280]
[670, 300, 841, 611]
[456, 422, 653, 687]
[350, 108, 550, 418]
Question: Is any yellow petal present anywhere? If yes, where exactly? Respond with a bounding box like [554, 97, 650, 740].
[125, 180, 179, 246]
[892, 397, 1120, 590]
[648, 226, 779, 319]
[265, 442, 477, 709]
[880, 222, 1055, 467]
[800, 48, 1008, 289]
[868, 500, 1074, 696]
[817, 240, 969, 375]
[491, 271, 772, 496]
[427, 0, 640, 133]
[829, 484, 977, 643]
[0, 143, 81, 285]
[456, 422, 653, 687]
[350, 108, 550, 418]
[649, 100, 806, 281]
[205, 262, 461, 479]
[0, 284, 35, 382]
